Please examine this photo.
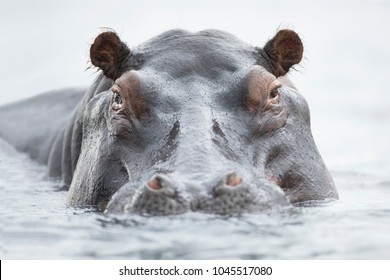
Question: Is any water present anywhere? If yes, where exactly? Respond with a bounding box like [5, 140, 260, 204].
[1, 138, 390, 259]
[1, 0, 390, 259]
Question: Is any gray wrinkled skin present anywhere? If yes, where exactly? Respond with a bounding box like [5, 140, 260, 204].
[0, 29, 338, 215]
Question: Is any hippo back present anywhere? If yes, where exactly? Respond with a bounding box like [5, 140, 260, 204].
[0, 88, 85, 165]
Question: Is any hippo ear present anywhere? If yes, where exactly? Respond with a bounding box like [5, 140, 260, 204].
[262, 29, 303, 77]
[90, 31, 131, 80]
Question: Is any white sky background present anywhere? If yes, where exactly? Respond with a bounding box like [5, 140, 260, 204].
[0, 0, 389, 174]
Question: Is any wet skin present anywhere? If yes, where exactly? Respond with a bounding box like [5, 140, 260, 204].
[0, 29, 338, 215]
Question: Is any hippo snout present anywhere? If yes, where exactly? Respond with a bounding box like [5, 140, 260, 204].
[105, 172, 290, 215]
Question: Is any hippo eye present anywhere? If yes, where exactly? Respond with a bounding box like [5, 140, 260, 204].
[269, 85, 281, 99]
[113, 92, 122, 104]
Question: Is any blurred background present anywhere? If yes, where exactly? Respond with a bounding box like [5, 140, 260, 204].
[1, 0, 389, 175]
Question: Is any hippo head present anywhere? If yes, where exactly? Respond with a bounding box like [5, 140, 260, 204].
[67, 29, 338, 215]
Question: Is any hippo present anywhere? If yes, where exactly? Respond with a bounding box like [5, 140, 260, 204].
[0, 29, 338, 215]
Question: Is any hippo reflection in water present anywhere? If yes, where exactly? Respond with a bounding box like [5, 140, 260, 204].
[0, 29, 338, 215]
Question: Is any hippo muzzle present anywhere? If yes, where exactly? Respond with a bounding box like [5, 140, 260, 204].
[106, 172, 289, 215]
[65, 29, 338, 215]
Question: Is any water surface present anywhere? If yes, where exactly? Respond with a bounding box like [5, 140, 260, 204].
[1, 139, 389, 259]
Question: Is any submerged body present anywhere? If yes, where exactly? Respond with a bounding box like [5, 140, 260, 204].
[0, 29, 338, 215]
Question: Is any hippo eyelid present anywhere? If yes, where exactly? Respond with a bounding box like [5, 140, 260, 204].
[111, 83, 122, 93]
[269, 84, 282, 98]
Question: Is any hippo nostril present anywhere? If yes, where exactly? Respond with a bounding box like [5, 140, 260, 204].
[145, 174, 176, 197]
[213, 172, 244, 197]
[147, 177, 162, 190]
[226, 172, 242, 187]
